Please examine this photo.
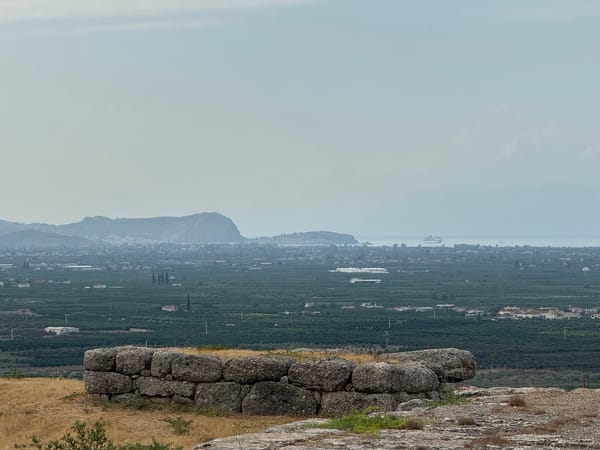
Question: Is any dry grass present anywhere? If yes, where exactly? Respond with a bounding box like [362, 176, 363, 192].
[0, 378, 294, 450]
[508, 395, 527, 407]
[173, 347, 389, 364]
[457, 416, 476, 426]
[523, 417, 577, 435]
[0, 348, 396, 449]
[402, 417, 424, 430]
[464, 431, 510, 449]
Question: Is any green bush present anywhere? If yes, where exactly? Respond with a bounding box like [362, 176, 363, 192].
[427, 389, 469, 408]
[322, 409, 422, 434]
[120, 439, 182, 450]
[32, 421, 182, 450]
[2, 368, 24, 379]
[161, 417, 192, 435]
[32, 421, 115, 450]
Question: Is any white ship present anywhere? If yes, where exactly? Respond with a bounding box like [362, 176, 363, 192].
[423, 235, 443, 244]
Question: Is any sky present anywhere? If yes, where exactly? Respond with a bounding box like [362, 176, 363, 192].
[1, 0, 600, 237]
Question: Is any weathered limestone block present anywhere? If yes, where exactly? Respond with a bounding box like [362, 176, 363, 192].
[288, 359, 355, 392]
[136, 376, 196, 398]
[396, 398, 426, 411]
[115, 347, 155, 375]
[84, 371, 133, 395]
[111, 393, 141, 403]
[146, 396, 170, 405]
[388, 348, 476, 382]
[171, 354, 222, 383]
[320, 391, 402, 416]
[83, 348, 119, 371]
[173, 395, 194, 405]
[407, 390, 441, 401]
[351, 363, 405, 393]
[223, 356, 293, 384]
[151, 351, 177, 378]
[195, 382, 245, 413]
[242, 381, 318, 416]
[396, 363, 439, 394]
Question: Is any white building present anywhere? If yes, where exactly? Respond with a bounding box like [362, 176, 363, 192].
[44, 326, 79, 335]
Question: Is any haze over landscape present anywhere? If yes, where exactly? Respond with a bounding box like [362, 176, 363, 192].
[2, 0, 600, 239]
[5, 3, 600, 448]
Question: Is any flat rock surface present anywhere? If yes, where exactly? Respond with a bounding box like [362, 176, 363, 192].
[194, 387, 600, 449]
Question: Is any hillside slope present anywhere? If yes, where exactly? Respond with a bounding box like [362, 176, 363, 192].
[0, 230, 92, 249]
[0, 378, 290, 449]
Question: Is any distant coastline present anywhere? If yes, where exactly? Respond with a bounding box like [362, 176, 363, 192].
[357, 235, 600, 248]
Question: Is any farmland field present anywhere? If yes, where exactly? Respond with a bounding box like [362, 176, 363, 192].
[1, 243, 600, 388]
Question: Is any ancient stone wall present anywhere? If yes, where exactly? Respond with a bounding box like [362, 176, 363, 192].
[83, 347, 475, 416]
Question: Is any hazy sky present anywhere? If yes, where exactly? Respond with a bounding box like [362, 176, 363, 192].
[2, 0, 599, 236]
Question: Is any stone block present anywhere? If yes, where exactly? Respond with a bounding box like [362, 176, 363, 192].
[223, 356, 293, 384]
[195, 382, 244, 413]
[288, 359, 355, 391]
[151, 351, 177, 378]
[115, 347, 155, 375]
[242, 381, 317, 416]
[83, 348, 119, 372]
[171, 354, 222, 383]
[320, 391, 399, 416]
[84, 371, 133, 395]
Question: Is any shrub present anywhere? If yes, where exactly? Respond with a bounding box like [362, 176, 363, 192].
[457, 416, 476, 426]
[402, 417, 424, 430]
[508, 395, 526, 407]
[161, 417, 192, 435]
[427, 389, 468, 408]
[2, 368, 24, 379]
[322, 409, 423, 434]
[32, 421, 182, 450]
[32, 421, 115, 450]
[120, 439, 182, 450]
[465, 432, 510, 449]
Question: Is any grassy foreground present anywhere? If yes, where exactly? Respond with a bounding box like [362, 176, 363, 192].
[0, 378, 294, 450]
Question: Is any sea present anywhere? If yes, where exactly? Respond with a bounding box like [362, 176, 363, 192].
[357, 236, 600, 248]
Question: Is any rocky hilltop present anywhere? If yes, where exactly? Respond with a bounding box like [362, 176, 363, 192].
[80, 346, 600, 449]
[196, 386, 600, 449]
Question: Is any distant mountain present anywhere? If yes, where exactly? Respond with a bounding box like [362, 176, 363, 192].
[0, 214, 357, 247]
[0, 219, 23, 236]
[0, 230, 92, 250]
[48, 213, 245, 244]
[254, 231, 358, 246]
[0, 213, 244, 245]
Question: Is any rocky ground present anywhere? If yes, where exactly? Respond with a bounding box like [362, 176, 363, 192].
[194, 387, 600, 449]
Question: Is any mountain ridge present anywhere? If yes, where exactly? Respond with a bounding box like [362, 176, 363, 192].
[0, 213, 357, 247]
